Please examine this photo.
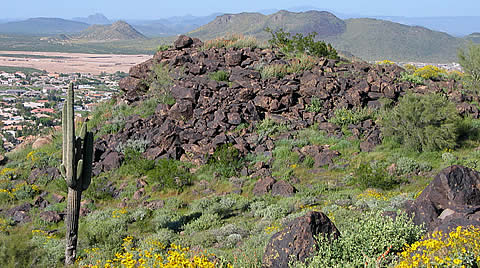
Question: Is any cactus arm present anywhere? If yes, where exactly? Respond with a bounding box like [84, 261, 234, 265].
[76, 160, 83, 180]
[81, 131, 94, 191]
[65, 83, 76, 188]
[60, 164, 66, 178]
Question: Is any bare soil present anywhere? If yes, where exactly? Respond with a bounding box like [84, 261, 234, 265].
[0, 50, 152, 74]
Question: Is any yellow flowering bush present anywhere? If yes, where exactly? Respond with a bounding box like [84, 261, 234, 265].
[79, 236, 232, 268]
[397, 225, 480, 267]
[357, 189, 388, 201]
[413, 65, 447, 80]
[377, 60, 395, 65]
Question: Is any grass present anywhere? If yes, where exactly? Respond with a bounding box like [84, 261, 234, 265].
[0, 66, 44, 74]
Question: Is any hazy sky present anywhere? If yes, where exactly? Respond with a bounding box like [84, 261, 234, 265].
[4, 0, 479, 19]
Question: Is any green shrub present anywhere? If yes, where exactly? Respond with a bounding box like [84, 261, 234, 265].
[146, 159, 192, 191]
[183, 213, 222, 233]
[328, 107, 375, 127]
[458, 42, 480, 91]
[206, 144, 242, 178]
[305, 97, 323, 113]
[156, 44, 171, 52]
[380, 92, 460, 152]
[295, 211, 424, 268]
[265, 28, 338, 59]
[256, 118, 288, 138]
[30, 229, 64, 267]
[208, 70, 230, 82]
[202, 34, 259, 50]
[395, 157, 431, 175]
[400, 72, 425, 85]
[149, 63, 175, 105]
[259, 54, 317, 79]
[353, 162, 400, 190]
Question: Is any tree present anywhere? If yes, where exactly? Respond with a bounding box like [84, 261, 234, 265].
[458, 42, 480, 91]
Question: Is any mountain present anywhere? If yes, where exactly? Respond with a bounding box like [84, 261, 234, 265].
[324, 18, 464, 62]
[0, 18, 89, 35]
[190, 10, 346, 40]
[130, 13, 221, 37]
[72, 13, 111, 25]
[189, 10, 466, 63]
[373, 16, 480, 37]
[75, 21, 146, 41]
[466, 32, 480, 43]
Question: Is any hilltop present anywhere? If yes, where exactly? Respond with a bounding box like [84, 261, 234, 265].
[0, 18, 89, 35]
[75, 21, 147, 41]
[190, 10, 346, 40]
[189, 10, 467, 63]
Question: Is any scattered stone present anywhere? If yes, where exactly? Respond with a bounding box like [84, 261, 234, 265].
[263, 211, 340, 268]
[40, 211, 62, 223]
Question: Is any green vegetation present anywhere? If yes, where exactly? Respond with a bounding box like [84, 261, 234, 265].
[458, 42, 480, 91]
[202, 34, 259, 50]
[295, 211, 424, 267]
[0, 66, 44, 74]
[266, 28, 338, 59]
[208, 70, 230, 82]
[380, 93, 460, 152]
[328, 107, 376, 128]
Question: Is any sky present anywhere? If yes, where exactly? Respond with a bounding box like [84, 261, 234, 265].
[3, 0, 480, 19]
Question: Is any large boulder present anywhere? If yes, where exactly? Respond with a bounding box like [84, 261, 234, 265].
[263, 211, 340, 268]
[174, 35, 193, 49]
[252, 176, 276, 196]
[405, 165, 480, 233]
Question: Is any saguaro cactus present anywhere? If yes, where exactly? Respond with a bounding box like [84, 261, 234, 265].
[60, 83, 94, 265]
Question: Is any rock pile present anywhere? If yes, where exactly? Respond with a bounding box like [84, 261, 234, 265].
[94, 35, 476, 172]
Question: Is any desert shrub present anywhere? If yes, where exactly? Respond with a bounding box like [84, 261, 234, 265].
[146, 158, 192, 191]
[0, 231, 35, 267]
[353, 161, 400, 190]
[305, 97, 323, 113]
[380, 92, 460, 152]
[400, 72, 425, 85]
[203, 34, 259, 49]
[208, 70, 230, 82]
[376, 60, 395, 65]
[183, 213, 222, 233]
[256, 118, 288, 138]
[259, 54, 317, 79]
[82, 208, 129, 255]
[403, 64, 418, 73]
[295, 211, 424, 268]
[328, 107, 375, 127]
[156, 44, 171, 52]
[413, 65, 448, 80]
[149, 63, 175, 105]
[458, 42, 480, 91]
[115, 138, 150, 154]
[151, 209, 175, 230]
[30, 229, 64, 267]
[266, 28, 338, 59]
[397, 225, 480, 267]
[271, 140, 300, 179]
[395, 157, 432, 175]
[206, 144, 242, 178]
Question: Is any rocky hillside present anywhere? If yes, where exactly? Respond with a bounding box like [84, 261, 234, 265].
[2, 35, 480, 267]
[92, 35, 477, 175]
[75, 21, 146, 41]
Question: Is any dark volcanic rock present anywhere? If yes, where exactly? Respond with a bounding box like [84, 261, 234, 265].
[271, 180, 296, 197]
[252, 176, 276, 196]
[405, 165, 480, 233]
[263, 211, 340, 268]
[174, 35, 193, 49]
[40, 211, 62, 223]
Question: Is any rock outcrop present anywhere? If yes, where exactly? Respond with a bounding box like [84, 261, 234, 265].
[405, 165, 480, 233]
[92, 36, 476, 173]
[263, 211, 340, 268]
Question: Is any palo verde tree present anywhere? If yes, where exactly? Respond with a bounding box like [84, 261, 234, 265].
[60, 83, 94, 265]
[458, 42, 480, 91]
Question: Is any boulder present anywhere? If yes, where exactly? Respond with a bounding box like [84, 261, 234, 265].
[252, 176, 276, 196]
[174, 35, 193, 49]
[405, 165, 480, 233]
[102, 151, 124, 171]
[271, 180, 296, 197]
[263, 211, 340, 268]
[40, 211, 62, 223]
[32, 136, 52, 149]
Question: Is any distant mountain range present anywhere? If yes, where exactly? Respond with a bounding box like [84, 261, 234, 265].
[189, 10, 467, 62]
[75, 21, 146, 41]
[0, 18, 89, 35]
[72, 13, 111, 25]
[0, 11, 477, 62]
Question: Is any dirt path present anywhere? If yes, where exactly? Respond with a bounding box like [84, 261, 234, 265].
[0, 51, 151, 74]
